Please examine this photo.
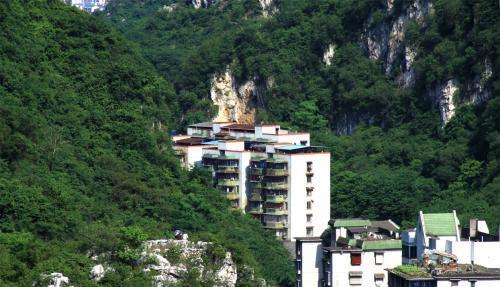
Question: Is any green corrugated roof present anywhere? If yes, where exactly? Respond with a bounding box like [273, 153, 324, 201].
[333, 219, 371, 228]
[423, 213, 457, 236]
[362, 240, 402, 251]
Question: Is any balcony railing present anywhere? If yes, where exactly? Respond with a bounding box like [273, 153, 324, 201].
[265, 169, 288, 176]
[217, 179, 238, 187]
[249, 207, 263, 214]
[264, 222, 287, 229]
[226, 192, 239, 201]
[264, 182, 288, 190]
[217, 166, 239, 173]
[264, 208, 288, 215]
[250, 193, 263, 201]
[266, 158, 288, 164]
[249, 168, 263, 175]
[266, 195, 286, 203]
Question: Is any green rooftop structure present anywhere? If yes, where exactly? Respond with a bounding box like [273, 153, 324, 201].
[421, 212, 459, 237]
[361, 239, 402, 251]
[331, 219, 371, 228]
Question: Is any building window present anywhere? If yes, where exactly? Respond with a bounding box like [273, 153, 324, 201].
[374, 273, 384, 286]
[349, 271, 362, 285]
[307, 175, 312, 183]
[470, 282, 476, 287]
[351, 253, 362, 265]
[301, 140, 307, 145]
[375, 252, 384, 265]
[307, 214, 312, 223]
[306, 227, 313, 236]
[451, 281, 458, 287]
[307, 189, 312, 197]
[306, 201, 312, 210]
[307, 161, 312, 170]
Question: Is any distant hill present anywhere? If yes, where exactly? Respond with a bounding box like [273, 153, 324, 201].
[104, 0, 499, 232]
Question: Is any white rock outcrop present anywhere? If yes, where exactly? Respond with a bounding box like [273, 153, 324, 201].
[259, 0, 277, 18]
[429, 79, 459, 125]
[363, 0, 433, 84]
[90, 264, 113, 282]
[46, 273, 69, 287]
[211, 67, 264, 124]
[143, 239, 237, 287]
[189, 0, 214, 9]
[322, 44, 336, 66]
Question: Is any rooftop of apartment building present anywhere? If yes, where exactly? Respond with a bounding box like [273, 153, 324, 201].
[388, 263, 500, 281]
[323, 218, 402, 252]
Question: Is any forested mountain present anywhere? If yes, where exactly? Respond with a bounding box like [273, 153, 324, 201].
[104, 0, 499, 231]
[0, 1, 293, 286]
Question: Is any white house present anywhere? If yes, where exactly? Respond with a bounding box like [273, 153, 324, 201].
[415, 211, 460, 260]
[295, 237, 324, 287]
[323, 238, 402, 287]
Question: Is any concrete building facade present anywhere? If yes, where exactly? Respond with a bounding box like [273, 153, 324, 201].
[173, 122, 331, 240]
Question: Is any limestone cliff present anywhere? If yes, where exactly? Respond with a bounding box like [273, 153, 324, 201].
[211, 67, 267, 124]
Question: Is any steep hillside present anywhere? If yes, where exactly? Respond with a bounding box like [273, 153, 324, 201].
[0, 1, 293, 286]
[104, 0, 499, 231]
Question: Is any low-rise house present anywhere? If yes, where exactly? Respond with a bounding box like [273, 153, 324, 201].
[294, 218, 402, 287]
[406, 211, 500, 269]
[295, 237, 324, 287]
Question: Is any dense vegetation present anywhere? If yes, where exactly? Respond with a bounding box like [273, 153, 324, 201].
[0, 1, 293, 286]
[105, 0, 499, 230]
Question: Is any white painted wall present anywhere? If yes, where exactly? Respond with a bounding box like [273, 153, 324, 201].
[446, 241, 500, 268]
[437, 279, 500, 287]
[262, 133, 310, 145]
[226, 151, 252, 212]
[328, 249, 401, 287]
[299, 241, 324, 287]
[288, 153, 330, 240]
[218, 141, 245, 151]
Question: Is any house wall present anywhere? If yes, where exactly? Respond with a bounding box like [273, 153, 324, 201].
[262, 133, 310, 145]
[446, 241, 500, 268]
[288, 153, 330, 240]
[437, 279, 500, 287]
[185, 146, 205, 168]
[298, 241, 324, 287]
[329, 249, 401, 287]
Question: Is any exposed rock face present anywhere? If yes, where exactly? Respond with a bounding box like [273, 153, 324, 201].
[90, 264, 113, 282]
[363, 0, 433, 86]
[143, 239, 237, 287]
[259, 0, 277, 18]
[429, 79, 459, 125]
[322, 44, 336, 66]
[211, 67, 266, 124]
[188, 0, 214, 9]
[45, 273, 70, 287]
[465, 60, 492, 105]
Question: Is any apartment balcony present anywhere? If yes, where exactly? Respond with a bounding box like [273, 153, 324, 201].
[263, 182, 288, 190]
[217, 166, 239, 174]
[306, 169, 314, 176]
[249, 168, 263, 175]
[217, 155, 239, 160]
[202, 153, 219, 159]
[202, 164, 215, 172]
[266, 195, 286, 203]
[265, 169, 289, 176]
[249, 207, 263, 214]
[266, 158, 288, 164]
[306, 183, 314, 190]
[250, 181, 262, 188]
[250, 193, 263, 201]
[264, 208, 288, 215]
[217, 179, 238, 187]
[226, 192, 239, 201]
[264, 221, 287, 229]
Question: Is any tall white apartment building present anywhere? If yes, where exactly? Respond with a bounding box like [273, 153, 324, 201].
[173, 122, 330, 240]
